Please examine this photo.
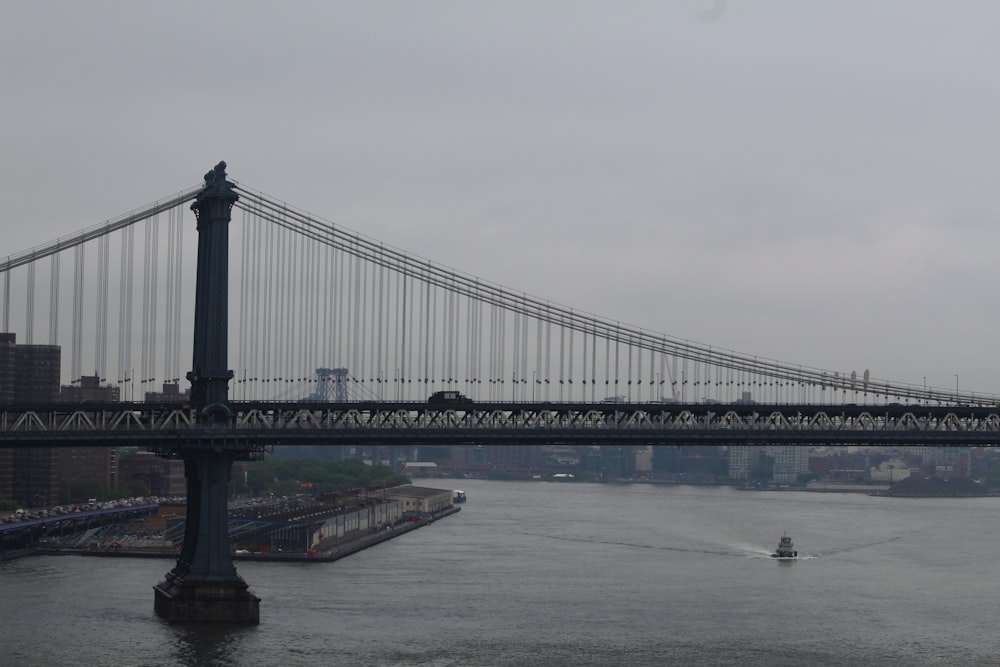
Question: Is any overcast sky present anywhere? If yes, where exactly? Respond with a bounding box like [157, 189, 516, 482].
[3, 1, 1000, 394]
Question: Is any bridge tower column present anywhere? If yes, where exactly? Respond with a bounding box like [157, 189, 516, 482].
[153, 162, 260, 624]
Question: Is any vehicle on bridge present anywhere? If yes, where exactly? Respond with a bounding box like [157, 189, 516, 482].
[428, 390, 473, 405]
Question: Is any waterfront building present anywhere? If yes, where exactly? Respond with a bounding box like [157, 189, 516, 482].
[596, 445, 637, 480]
[433, 444, 544, 475]
[635, 446, 653, 474]
[728, 445, 760, 480]
[928, 447, 971, 478]
[386, 485, 454, 514]
[400, 461, 440, 477]
[652, 445, 726, 477]
[772, 446, 807, 484]
[869, 458, 912, 483]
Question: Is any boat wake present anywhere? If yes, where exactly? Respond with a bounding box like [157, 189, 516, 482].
[534, 533, 757, 558]
[532, 532, 904, 560]
[808, 535, 902, 558]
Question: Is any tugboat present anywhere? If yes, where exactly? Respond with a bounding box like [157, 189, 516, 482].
[771, 533, 798, 559]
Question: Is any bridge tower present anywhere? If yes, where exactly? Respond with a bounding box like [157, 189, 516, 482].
[153, 162, 261, 623]
[315, 367, 350, 402]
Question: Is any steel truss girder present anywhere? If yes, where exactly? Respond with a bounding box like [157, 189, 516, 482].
[2, 402, 1000, 447]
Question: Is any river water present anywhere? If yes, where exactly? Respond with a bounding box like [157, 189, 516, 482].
[2, 479, 999, 666]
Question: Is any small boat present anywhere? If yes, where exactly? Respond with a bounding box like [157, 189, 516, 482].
[771, 533, 798, 559]
[453, 490, 467, 504]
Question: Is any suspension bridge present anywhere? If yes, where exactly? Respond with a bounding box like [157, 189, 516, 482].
[1, 162, 998, 623]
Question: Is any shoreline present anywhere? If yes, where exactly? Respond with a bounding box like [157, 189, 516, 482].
[28, 506, 461, 564]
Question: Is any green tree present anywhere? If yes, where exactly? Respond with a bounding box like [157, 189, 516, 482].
[242, 457, 409, 497]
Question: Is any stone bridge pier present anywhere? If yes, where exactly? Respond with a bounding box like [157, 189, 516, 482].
[153, 163, 260, 624]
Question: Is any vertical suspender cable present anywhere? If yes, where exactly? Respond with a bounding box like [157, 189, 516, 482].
[165, 208, 177, 385]
[376, 248, 385, 397]
[48, 254, 59, 345]
[591, 321, 597, 402]
[559, 313, 566, 402]
[544, 308, 551, 401]
[465, 289, 473, 394]
[119, 225, 134, 395]
[71, 242, 85, 383]
[475, 292, 483, 398]
[422, 270, 430, 387]
[602, 323, 610, 399]
[270, 209, 281, 390]
[282, 211, 293, 385]
[512, 310, 520, 393]
[260, 211, 273, 394]
[299, 230, 309, 384]
[336, 233, 345, 374]
[324, 223, 334, 384]
[140, 218, 150, 392]
[311, 225, 321, 390]
[498, 304, 506, 400]
[430, 279, 437, 389]
[2, 266, 9, 333]
[25, 257, 35, 344]
[352, 241, 362, 388]
[534, 309, 542, 401]
[237, 207, 248, 394]
[249, 201, 262, 392]
[400, 266, 408, 398]
[447, 282, 453, 387]
[452, 280, 459, 389]
[522, 300, 528, 398]
[629, 340, 635, 402]
[492, 303, 499, 400]
[384, 254, 390, 395]
[361, 256, 370, 387]
[173, 207, 183, 388]
[95, 234, 110, 378]
[283, 216, 294, 386]
[359, 244, 368, 387]
[149, 215, 158, 388]
[294, 229, 303, 383]
[142, 214, 159, 392]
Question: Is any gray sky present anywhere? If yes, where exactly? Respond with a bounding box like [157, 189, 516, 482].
[2, 1, 1000, 394]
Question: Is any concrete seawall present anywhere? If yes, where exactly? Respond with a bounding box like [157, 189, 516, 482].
[36, 506, 461, 563]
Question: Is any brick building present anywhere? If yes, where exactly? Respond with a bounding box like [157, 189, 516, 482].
[0, 334, 63, 506]
[59, 374, 121, 402]
[56, 375, 121, 499]
[119, 451, 186, 497]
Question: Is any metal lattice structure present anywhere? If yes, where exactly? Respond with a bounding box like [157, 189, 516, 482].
[1, 401, 999, 448]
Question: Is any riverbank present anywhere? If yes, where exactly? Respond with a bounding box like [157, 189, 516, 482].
[32, 506, 461, 563]
[0, 547, 36, 563]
